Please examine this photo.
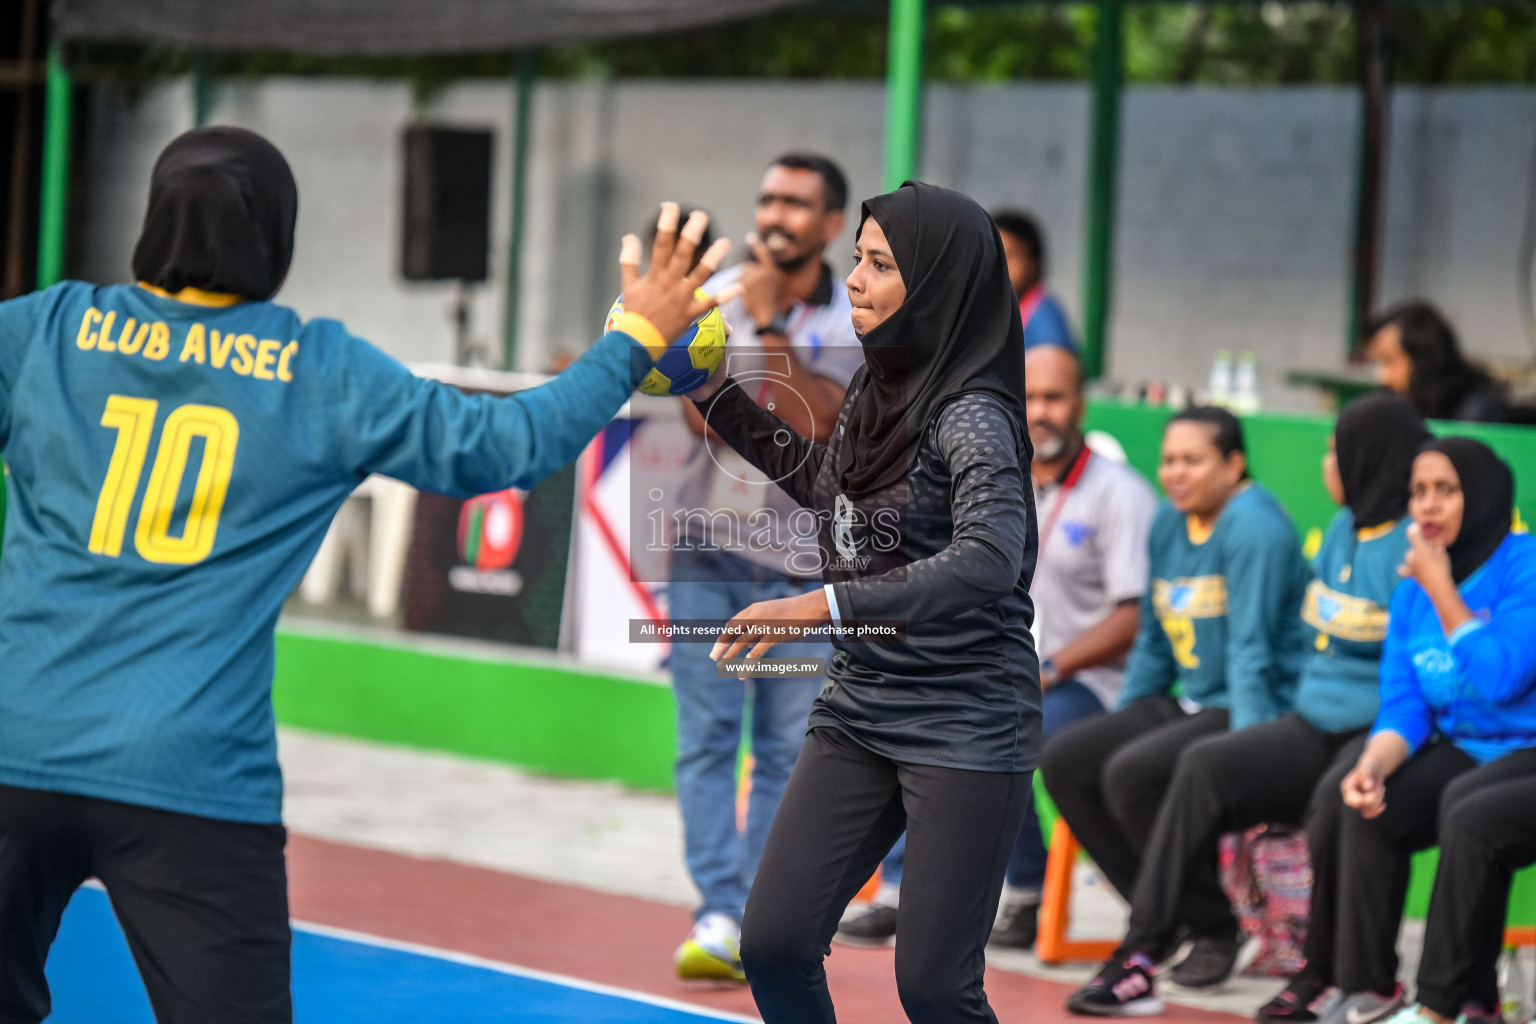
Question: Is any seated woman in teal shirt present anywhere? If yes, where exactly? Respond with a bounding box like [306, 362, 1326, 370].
[1042, 405, 1311, 999]
[1058, 394, 1429, 1012]
[1315, 438, 1536, 1024]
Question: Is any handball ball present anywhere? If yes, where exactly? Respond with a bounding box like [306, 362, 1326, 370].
[606, 291, 726, 396]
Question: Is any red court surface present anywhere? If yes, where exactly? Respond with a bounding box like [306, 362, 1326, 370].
[288, 834, 1250, 1024]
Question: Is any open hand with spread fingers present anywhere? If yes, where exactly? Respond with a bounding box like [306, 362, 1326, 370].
[617, 203, 741, 357]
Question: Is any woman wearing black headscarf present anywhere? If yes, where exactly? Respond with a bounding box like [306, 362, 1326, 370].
[1059, 394, 1434, 1013]
[690, 182, 1038, 1022]
[1307, 437, 1536, 1024]
[0, 125, 734, 1023]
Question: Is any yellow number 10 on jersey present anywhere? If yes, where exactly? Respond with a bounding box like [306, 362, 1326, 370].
[89, 394, 240, 565]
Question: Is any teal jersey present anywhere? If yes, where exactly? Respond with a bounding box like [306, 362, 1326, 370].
[1295, 510, 1410, 733]
[1119, 482, 1309, 730]
[0, 281, 652, 823]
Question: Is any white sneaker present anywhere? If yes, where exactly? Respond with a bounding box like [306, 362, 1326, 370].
[675, 912, 745, 982]
[1319, 987, 1408, 1024]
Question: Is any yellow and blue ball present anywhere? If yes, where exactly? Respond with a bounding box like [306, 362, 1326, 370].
[606, 291, 726, 396]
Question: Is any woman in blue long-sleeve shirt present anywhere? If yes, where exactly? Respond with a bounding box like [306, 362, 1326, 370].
[1043, 405, 1310, 996]
[1313, 437, 1536, 1024]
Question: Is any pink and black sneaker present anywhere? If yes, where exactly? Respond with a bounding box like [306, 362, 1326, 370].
[1256, 971, 1333, 1024]
[1066, 954, 1166, 1017]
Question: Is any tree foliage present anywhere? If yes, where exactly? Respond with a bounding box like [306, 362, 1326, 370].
[71, 2, 1536, 96]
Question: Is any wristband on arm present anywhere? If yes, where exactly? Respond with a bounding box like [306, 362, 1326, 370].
[610, 310, 668, 359]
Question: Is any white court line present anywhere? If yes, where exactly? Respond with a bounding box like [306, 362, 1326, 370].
[292, 918, 761, 1024]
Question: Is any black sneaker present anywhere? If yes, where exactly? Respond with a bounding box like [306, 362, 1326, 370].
[1168, 932, 1243, 988]
[1256, 971, 1332, 1024]
[989, 899, 1039, 949]
[1066, 956, 1165, 1017]
[834, 903, 898, 946]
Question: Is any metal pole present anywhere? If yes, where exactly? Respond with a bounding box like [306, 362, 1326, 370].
[1347, 0, 1388, 356]
[1081, 0, 1124, 381]
[4, 0, 40, 299]
[193, 50, 212, 127]
[503, 51, 536, 371]
[883, 0, 925, 191]
[37, 45, 72, 290]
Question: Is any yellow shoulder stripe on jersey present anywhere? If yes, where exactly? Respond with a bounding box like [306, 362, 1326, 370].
[1356, 520, 1398, 542]
[137, 282, 245, 308]
[1301, 579, 1389, 643]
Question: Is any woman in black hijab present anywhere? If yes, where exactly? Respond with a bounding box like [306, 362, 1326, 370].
[690, 182, 1039, 1023]
[1313, 436, 1536, 1021]
[132, 126, 299, 300]
[0, 123, 733, 1024]
[1331, 392, 1436, 532]
[1056, 393, 1436, 1013]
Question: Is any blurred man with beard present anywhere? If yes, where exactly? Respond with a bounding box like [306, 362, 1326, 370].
[989, 344, 1156, 947]
[667, 153, 864, 981]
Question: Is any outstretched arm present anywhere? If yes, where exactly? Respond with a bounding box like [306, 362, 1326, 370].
[689, 376, 831, 510]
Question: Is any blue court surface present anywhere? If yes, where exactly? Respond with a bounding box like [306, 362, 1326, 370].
[47, 886, 751, 1024]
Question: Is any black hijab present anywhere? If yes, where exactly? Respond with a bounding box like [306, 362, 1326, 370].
[132, 127, 298, 301]
[1420, 437, 1514, 583]
[1334, 392, 1431, 529]
[838, 182, 1028, 501]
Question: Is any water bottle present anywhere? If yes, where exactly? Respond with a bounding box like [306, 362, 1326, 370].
[1207, 351, 1233, 409]
[1500, 946, 1530, 1024]
[1232, 352, 1261, 415]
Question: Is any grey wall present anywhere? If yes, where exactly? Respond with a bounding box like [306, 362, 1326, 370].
[77, 77, 1536, 409]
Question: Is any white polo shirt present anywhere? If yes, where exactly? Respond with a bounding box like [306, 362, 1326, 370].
[1031, 449, 1158, 709]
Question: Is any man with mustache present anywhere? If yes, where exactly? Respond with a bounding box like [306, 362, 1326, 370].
[668, 153, 864, 982]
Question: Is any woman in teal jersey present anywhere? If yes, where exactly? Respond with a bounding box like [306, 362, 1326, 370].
[1043, 404, 1311, 1002]
[1054, 394, 1431, 1014]
[0, 127, 735, 1024]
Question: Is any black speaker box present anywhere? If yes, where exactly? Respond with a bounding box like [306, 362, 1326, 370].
[401, 126, 494, 282]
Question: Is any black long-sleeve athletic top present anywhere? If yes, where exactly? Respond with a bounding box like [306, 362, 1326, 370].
[694, 368, 1041, 772]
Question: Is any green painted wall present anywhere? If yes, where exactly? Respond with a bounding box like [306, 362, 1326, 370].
[1084, 402, 1536, 535]
[272, 628, 678, 793]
